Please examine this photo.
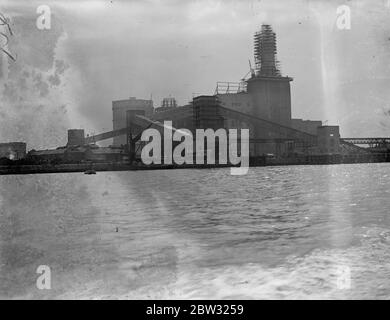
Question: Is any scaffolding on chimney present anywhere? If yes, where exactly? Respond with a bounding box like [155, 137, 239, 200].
[254, 24, 281, 77]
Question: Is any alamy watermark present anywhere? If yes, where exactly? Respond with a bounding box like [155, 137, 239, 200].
[140, 121, 250, 175]
[36, 265, 51, 290]
[336, 5, 351, 30]
[36, 5, 51, 30]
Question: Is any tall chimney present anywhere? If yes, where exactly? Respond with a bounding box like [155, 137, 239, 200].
[254, 24, 281, 77]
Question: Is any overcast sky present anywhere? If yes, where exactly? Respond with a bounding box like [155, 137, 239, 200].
[1, 0, 390, 149]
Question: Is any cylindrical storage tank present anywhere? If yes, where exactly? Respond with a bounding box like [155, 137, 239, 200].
[67, 129, 85, 146]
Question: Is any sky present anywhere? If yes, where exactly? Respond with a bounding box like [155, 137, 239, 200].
[1, 0, 390, 149]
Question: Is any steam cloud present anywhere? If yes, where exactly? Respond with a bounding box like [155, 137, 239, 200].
[0, 10, 70, 150]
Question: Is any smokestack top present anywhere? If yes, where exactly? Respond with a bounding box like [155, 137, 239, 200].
[254, 24, 281, 77]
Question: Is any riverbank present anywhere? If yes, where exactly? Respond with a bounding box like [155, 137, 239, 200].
[0, 153, 389, 175]
[0, 162, 234, 175]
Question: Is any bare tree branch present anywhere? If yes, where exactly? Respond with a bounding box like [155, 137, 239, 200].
[0, 11, 16, 61]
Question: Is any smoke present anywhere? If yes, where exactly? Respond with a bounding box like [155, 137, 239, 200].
[0, 9, 71, 150]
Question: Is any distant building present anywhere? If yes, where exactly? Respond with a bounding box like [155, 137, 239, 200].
[112, 97, 154, 146]
[0, 142, 26, 160]
[317, 126, 341, 154]
[79, 25, 341, 161]
[85, 147, 124, 162]
[161, 97, 177, 108]
[155, 97, 178, 113]
[217, 92, 253, 115]
[27, 148, 67, 162]
[192, 96, 224, 130]
[152, 104, 194, 130]
[67, 129, 85, 146]
[28, 146, 125, 163]
[246, 75, 292, 128]
[291, 119, 322, 135]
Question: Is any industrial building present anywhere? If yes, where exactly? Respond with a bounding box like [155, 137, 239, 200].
[317, 126, 341, 155]
[155, 97, 178, 113]
[112, 97, 154, 146]
[67, 129, 85, 146]
[130, 24, 324, 158]
[291, 119, 323, 135]
[0, 142, 26, 160]
[28, 145, 124, 164]
[216, 25, 292, 127]
[4, 24, 388, 168]
[60, 24, 385, 165]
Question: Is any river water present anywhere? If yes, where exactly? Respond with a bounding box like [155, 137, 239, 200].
[1, 163, 390, 299]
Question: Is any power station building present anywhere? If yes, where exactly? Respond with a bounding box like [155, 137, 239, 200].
[8, 24, 383, 167]
[102, 24, 336, 159]
[112, 97, 154, 146]
[194, 24, 323, 156]
[217, 25, 292, 126]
